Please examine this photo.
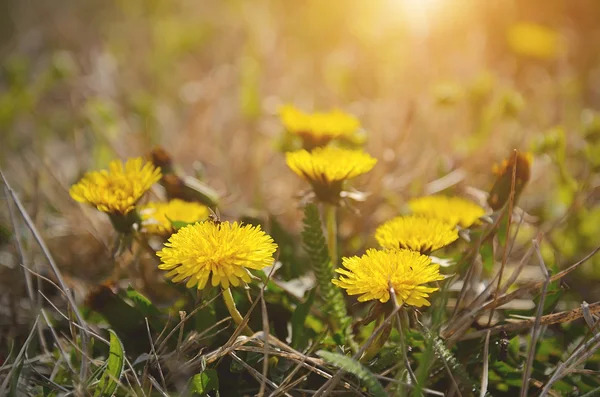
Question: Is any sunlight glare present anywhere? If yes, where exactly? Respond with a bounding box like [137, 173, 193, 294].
[387, 0, 447, 35]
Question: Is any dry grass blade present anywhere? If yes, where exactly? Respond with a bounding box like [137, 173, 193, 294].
[1, 170, 90, 380]
[540, 330, 600, 396]
[156, 293, 221, 351]
[520, 241, 550, 397]
[313, 304, 402, 397]
[444, 244, 600, 342]
[145, 317, 167, 391]
[374, 374, 445, 396]
[480, 330, 491, 397]
[229, 352, 293, 397]
[480, 244, 600, 314]
[40, 308, 75, 375]
[0, 316, 40, 395]
[270, 329, 329, 397]
[390, 287, 418, 386]
[147, 374, 170, 397]
[4, 185, 46, 352]
[459, 301, 600, 341]
[581, 302, 599, 334]
[487, 149, 519, 328]
[258, 288, 270, 397]
[258, 264, 278, 397]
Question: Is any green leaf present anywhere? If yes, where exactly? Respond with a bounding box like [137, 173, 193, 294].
[190, 369, 219, 396]
[125, 286, 161, 317]
[171, 220, 194, 230]
[317, 350, 386, 397]
[480, 242, 495, 274]
[9, 357, 24, 397]
[291, 288, 316, 350]
[94, 330, 125, 397]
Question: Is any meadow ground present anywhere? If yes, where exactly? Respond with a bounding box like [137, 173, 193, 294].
[1, 1, 600, 396]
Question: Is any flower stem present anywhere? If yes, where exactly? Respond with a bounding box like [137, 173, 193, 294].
[324, 204, 338, 267]
[222, 287, 253, 336]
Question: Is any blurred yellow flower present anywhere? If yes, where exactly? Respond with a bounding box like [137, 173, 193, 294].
[375, 215, 458, 254]
[332, 249, 444, 306]
[157, 221, 277, 290]
[489, 151, 533, 210]
[70, 157, 161, 215]
[408, 195, 485, 228]
[280, 104, 363, 149]
[286, 147, 377, 203]
[140, 199, 209, 235]
[507, 22, 562, 60]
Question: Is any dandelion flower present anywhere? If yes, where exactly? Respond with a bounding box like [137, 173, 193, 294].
[280, 105, 363, 149]
[332, 249, 444, 306]
[375, 215, 458, 254]
[140, 199, 209, 235]
[157, 221, 277, 290]
[70, 157, 161, 215]
[286, 147, 377, 203]
[507, 22, 562, 60]
[408, 195, 485, 228]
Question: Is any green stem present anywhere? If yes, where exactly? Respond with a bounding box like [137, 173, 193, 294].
[325, 204, 338, 267]
[222, 288, 253, 336]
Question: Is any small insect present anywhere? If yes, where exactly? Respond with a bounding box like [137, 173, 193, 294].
[208, 207, 222, 226]
[498, 330, 510, 362]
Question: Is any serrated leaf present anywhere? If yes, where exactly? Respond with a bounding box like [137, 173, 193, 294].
[291, 288, 316, 350]
[94, 330, 125, 397]
[430, 332, 479, 394]
[190, 369, 219, 396]
[317, 350, 386, 397]
[301, 204, 350, 333]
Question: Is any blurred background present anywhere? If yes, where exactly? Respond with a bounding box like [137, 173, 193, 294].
[2, 0, 600, 330]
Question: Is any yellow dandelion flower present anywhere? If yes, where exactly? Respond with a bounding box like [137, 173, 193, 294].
[507, 22, 563, 60]
[157, 221, 277, 290]
[375, 215, 458, 254]
[408, 195, 485, 228]
[332, 249, 444, 306]
[140, 199, 209, 235]
[69, 157, 161, 215]
[285, 147, 377, 203]
[280, 104, 363, 149]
